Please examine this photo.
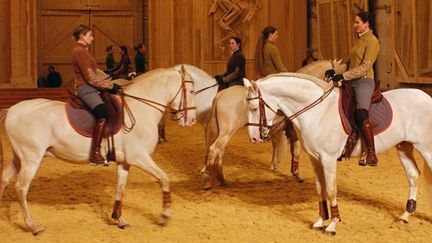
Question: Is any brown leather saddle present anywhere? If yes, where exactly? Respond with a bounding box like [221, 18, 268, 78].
[65, 90, 123, 138]
[338, 82, 393, 136]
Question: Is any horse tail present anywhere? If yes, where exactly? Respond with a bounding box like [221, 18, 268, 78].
[423, 161, 432, 211]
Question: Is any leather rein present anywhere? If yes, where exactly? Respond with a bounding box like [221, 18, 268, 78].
[246, 85, 335, 140]
[119, 74, 196, 133]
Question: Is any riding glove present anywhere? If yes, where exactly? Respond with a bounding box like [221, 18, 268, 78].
[214, 75, 225, 85]
[111, 83, 122, 94]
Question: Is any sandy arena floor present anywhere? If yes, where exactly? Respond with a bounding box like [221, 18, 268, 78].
[0, 120, 431, 242]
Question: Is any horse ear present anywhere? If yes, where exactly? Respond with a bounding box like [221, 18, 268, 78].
[180, 65, 186, 79]
[243, 78, 252, 88]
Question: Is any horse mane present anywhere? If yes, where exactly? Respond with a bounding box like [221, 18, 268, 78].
[257, 72, 333, 90]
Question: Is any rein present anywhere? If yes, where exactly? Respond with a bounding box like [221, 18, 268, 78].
[194, 83, 218, 95]
[246, 85, 335, 140]
[119, 74, 195, 133]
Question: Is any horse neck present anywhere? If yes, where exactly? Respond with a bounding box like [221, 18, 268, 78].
[259, 77, 338, 129]
[185, 66, 218, 120]
[296, 61, 331, 78]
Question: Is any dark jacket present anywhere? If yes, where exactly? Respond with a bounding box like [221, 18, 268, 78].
[105, 54, 116, 71]
[222, 49, 246, 87]
[135, 52, 146, 74]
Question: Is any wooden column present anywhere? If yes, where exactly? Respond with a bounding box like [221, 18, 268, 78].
[9, 0, 37, 87]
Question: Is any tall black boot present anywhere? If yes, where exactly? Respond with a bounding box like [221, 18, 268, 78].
[90, 118, 107, 166]
[355, 109, 378, 166]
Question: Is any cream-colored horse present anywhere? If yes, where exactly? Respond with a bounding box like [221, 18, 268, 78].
[0, 67, 196, 235]
[244, 73, 432, 234]
[202, 60, 346, 189]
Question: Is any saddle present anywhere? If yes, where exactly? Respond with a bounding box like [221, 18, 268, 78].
[338, 81, 392, 136]
[65, 89, 123, 138]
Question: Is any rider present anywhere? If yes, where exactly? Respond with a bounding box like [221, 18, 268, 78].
[325, 11, 380, 166]
[255, 25, 287, 78]
[214, 37, 246, 91]
[71, 24, 122, 166]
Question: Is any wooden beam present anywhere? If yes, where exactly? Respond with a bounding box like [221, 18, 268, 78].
[394, 49, 410, 81]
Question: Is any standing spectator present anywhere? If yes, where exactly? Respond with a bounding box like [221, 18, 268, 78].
[105, 45, 117, 72]
[134, 43, 147, 75]
[46, 65, 63, 87]
[255, 25, 287, 78]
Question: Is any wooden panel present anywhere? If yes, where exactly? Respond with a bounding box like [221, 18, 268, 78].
[0, 0, 11, 85]
[316, 0, 368, 60]
[37, 0, 142, 88]
[149, 0, 307, 79]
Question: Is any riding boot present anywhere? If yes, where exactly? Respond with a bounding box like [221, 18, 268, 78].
[359, 119, 378, 166]
[339, 128, 359, 160]
[90, 118, 107, 166]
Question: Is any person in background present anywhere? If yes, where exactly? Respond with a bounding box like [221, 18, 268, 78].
[255, 25, 287, 78]
[214, 36, 246, 91]
[105, 45, 117, 72]
[112, 45, 132, 80]
[71, 24, 122, 166]
[134, 43, 147, 75]
[46, 65, 63, 87]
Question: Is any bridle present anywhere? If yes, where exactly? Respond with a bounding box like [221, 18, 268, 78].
[120, 71, 196, 133]
[246, 85, 335, 141]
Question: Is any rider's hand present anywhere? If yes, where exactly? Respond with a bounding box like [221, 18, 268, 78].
[324, 69, 336, 79]
[332, 74, 344, 82]
[110, 83, 122, 94]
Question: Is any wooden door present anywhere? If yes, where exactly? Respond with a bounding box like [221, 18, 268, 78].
[37, 0, 142, 88]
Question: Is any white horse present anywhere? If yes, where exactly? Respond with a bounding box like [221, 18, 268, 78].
[184, 60, 346, 189]
[243, 73, 432, 234]
[0, 67, 196, 235]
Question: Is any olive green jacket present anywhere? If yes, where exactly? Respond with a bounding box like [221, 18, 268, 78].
[343, 30, 380, 80]
[263, 42, 287, 75]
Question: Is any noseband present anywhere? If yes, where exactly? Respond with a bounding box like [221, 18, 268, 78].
[245, 89, 277, 140]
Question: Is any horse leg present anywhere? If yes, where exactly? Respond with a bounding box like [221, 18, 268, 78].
[129, 153, 171, 226]
[310, 158, 328, 231]
[14, 157, 45, 236]
[396, 142, 419, 223]
[1, 153, 20, 200]
[290, 137, 304, 183]
[269, 132, 283, 171]
[321, 157, 340, 235]
[215, 148, 227, 187]
[111, 163, 131, 229]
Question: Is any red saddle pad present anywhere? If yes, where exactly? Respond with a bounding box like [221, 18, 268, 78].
[338, 93, 393, 136]
[65, 95, 123, 138]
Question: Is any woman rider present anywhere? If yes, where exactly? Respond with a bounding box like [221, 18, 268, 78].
[325, 11, 380, 166]
[214, 36, 246, 91]
[71, 24, 122, 166]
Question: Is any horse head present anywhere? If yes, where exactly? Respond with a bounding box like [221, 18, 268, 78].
[170, 65, 196, 127]
[243, 78, 275, 143]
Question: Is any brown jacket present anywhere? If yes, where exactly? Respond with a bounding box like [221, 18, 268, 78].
[263, 42, 287, 75]
[72, 43, 113, 89]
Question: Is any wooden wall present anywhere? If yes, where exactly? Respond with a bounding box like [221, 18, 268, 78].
[37, 0, 143, 88]
[0, 0, 11, 85]
[148, 0, 307, 79]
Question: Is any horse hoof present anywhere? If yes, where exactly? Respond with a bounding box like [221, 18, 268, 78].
[398, 218, 409, 224]
[358, 159, 367, 166]
[158, 214, 170, 226]
[294, 174, 304, 183]
[324, 230, 336, 236]
[311, 226, 323, 231]
[117, 218, 130, 229]
[31, 227, 46, 237]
